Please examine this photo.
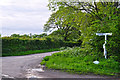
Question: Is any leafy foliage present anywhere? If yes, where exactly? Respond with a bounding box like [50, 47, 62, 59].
[45, 1, 120, 60]
[41, 1, 120, 76]
[2, 37, 81, 56]
[80, 3, 120, 60]
[44, 7, 82, 41]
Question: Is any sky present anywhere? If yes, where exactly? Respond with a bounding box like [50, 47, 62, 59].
[0, 0, 52, 37]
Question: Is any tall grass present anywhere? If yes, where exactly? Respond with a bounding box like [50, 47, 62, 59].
[41, 47, 120, 76]
[2, 48, 59, 57]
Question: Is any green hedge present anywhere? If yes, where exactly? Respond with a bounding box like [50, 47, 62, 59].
[2, 38, 81, 56]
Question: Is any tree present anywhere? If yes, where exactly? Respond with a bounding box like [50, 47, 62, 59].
[44, 7, 84, 41]
[46, 0, 120, 59]
[82, 4, 120, 59]
[32, 33, 47, 38]
[48, 0, 120, 21]
[11, 34, 21, 38]
[21, 34, 30, 38]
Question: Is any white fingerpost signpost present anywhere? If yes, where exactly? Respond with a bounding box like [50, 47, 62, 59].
[96, 33, 112, 59]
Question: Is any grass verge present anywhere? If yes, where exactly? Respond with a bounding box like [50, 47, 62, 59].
[41, 47, 120, 76]
[2, 48, 60, 57]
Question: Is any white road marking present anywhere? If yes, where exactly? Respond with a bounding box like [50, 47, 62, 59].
[26, 68, 44, 78]
[2, 74, 14, 78]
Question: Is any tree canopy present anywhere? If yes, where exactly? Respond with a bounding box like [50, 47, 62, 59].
[44, 7, 84, 41]
[44, 0, 120, 60]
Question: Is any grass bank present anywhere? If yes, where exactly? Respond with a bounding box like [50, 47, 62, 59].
[2, 48, 60, 57]
[41, 47, 120, 76]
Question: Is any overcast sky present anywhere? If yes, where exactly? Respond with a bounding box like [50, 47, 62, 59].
[0, 0, 52, 37]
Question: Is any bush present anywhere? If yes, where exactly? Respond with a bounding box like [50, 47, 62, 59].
[43, 56, 50, 61]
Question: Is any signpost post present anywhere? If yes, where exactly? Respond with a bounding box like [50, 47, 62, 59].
[96, 33, 112, 59]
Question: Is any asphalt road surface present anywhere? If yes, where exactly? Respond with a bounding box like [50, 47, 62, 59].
[1, 51, 117, 78]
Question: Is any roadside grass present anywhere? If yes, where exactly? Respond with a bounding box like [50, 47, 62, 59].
[41, 47, 120, 76]
[2, 48, 60, 57]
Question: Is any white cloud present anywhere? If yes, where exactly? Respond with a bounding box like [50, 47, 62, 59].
[0, 0, 51, 36]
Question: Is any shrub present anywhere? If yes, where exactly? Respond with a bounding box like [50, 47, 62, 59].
[43, 56, 50, 61]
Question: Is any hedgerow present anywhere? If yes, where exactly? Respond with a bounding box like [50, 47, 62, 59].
[2, 37, 81, 56]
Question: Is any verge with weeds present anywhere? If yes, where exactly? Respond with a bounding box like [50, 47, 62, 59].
[41, 47, 120, 76]
[2, 48, 59, 57]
